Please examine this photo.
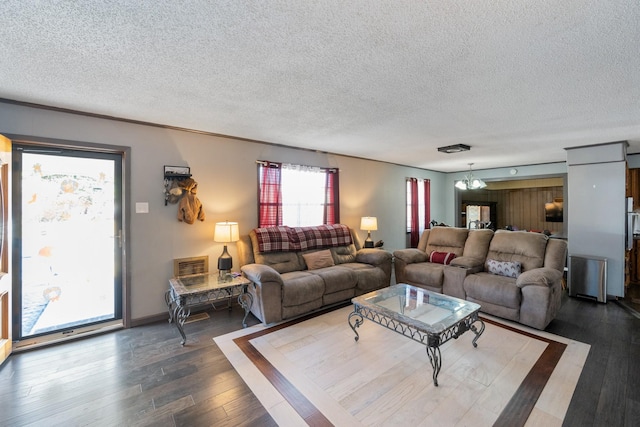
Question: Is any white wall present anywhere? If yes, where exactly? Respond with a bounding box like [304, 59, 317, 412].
[566, 142, 627, 298]
[0, 102, 445, 320]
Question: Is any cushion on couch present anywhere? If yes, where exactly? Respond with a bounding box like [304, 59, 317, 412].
[302, 249, 335, 270]
[310, 266, 357, 293]
[330, 245, 357, 264]
[485, 230, 548, 272]
[461, 229, 494, 260]
[281, 271, 324, 306]
[429, 251, 456, 265]
[257, 253, 305, 274]
[339, 262, 388, 293]
[487, 259, 522, 278]
[464, 272, 522, 309]
[250, 236, 305, 274]
[403, 263, 445, 292]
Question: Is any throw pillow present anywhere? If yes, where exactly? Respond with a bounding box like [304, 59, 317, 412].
[302, 249, 335, 270]
[487, 259, 522, 278]
[429, 251, 456, 265]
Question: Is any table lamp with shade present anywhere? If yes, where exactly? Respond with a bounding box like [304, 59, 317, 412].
[360, 216, 378, 248]
[214, 221, 239, 281]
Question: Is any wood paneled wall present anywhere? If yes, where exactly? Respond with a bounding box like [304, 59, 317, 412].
[459, 186, 564, 233]
[497, 187, 564, 233]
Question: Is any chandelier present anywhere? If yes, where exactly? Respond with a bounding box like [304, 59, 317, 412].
[455, 163, 487, 190]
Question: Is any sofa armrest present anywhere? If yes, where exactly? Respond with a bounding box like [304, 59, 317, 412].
[392, 248, 427, 285]
[392, 248, 428, 265]
[241, 263, 283, 285]
[443, 265, 474, 299]
[240, 263, 284, 324]
[356, 248, 393, 267]
[449, 256, 484, 272]
[517, 267, 564, 329]
[516, 268, 563, 288]
[356, 249, 393, 286]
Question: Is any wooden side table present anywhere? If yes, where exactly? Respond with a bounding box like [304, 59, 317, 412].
[165, 273, 253, 345]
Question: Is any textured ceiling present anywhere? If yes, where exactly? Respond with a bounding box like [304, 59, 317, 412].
[1, 1, 639, 172]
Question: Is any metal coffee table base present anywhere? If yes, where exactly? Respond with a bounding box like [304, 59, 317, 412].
[348, 305, 485, 386]
[165, 284, 253, 346]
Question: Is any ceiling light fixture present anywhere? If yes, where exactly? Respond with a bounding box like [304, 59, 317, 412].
[455, 163, 487, 190]
[437, 144, 471, 154]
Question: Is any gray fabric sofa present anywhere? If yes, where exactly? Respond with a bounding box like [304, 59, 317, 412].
[238, 224, 393, 324]
[394, 227, 567, 329]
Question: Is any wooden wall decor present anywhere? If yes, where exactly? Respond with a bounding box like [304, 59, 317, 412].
[0, 163, 7, 273]
[626, 168, 640, 287]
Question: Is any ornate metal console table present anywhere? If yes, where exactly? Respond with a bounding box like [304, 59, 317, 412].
[348, 283, 484, 386]
[166, 273, 253, 345]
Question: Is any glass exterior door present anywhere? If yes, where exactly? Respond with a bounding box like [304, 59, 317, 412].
[13, 145, 123, 340]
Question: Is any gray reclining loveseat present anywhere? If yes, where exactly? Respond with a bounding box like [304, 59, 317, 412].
[238, 224, 393, 324]
[394, 227, 567, 329]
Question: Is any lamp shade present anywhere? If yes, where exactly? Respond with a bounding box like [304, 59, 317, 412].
[214, 221, 239, 243]
[455, 163, 487, 190]
[360, 216, 378, 231]
[455, 180, 468, 190]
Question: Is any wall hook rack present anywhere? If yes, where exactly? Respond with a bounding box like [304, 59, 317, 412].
[164, 165, 191, 205]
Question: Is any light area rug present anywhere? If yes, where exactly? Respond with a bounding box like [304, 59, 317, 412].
[215, 305, 589, 426]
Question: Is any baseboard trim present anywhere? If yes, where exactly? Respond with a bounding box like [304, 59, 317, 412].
[130, 312, 168, 327]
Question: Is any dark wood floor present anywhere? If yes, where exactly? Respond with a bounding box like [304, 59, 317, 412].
[0, 306, 276, 426]
[548, 286, 640, 427]
[1, 289, 640, 427]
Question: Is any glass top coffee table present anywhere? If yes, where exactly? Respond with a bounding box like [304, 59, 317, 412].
[349, 283, 485, 386]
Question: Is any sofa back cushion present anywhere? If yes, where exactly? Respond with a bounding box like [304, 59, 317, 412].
[237, 235, 255, 267]
[544, 238, 568, 272]
[250, 231, 305, 273]
[417, 229, 431, 251]
[462, 229, 494, 260]
[424, 227, 469, 257]
[485, 230, 548, 272]
[330, 245, 357, 264]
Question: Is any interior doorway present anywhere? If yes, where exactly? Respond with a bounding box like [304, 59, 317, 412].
[461, 201, 497, 230]
[12, 143, 124, 346]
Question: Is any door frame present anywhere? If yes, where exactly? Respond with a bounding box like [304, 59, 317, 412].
[0, 134, 11, 365]
[7, 134, 131, 350]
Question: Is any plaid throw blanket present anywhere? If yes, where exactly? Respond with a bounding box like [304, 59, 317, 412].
[253, 224, 353, 253]
[252, 226, 296, 252]
[291, 224, 353, 251]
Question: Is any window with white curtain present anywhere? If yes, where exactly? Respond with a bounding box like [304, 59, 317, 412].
[281, 164, 327, 227]
[406, 179, 427, 233]
[406, 178, 431, 247]
[257, 161, 340, 228]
